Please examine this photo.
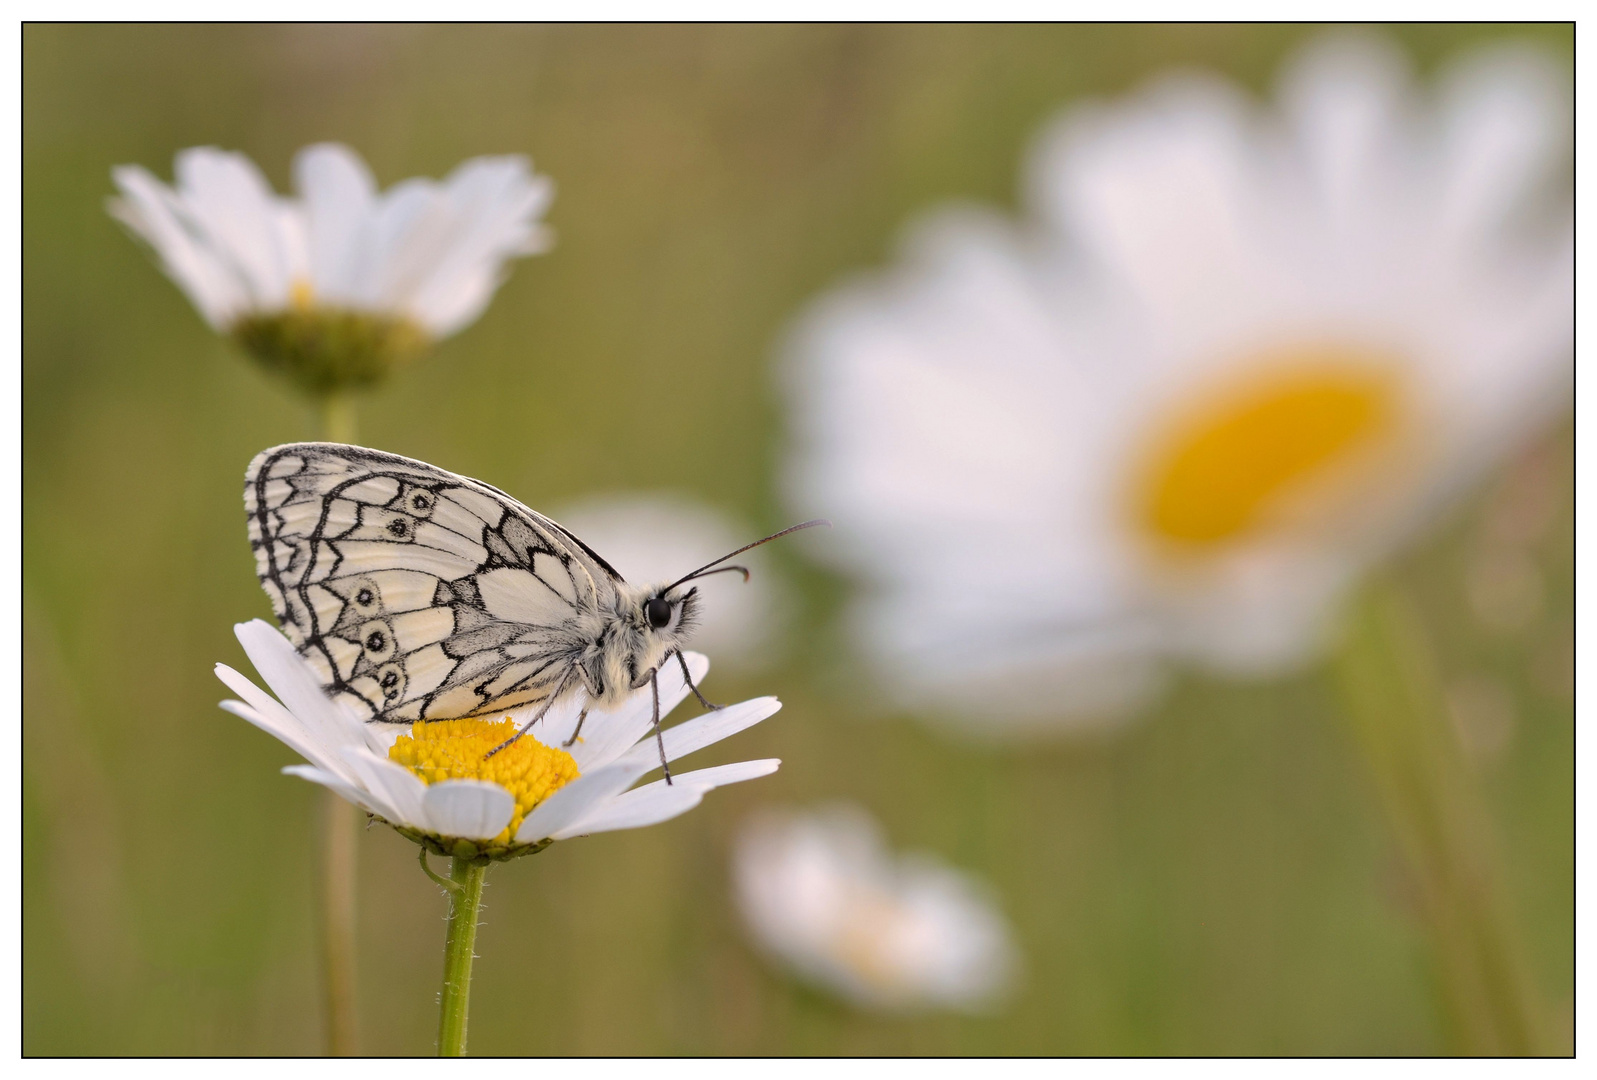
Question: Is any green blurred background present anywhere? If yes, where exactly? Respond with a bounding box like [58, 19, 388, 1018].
[23, 24, 1572, 1055]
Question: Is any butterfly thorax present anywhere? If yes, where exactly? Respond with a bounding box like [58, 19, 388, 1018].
[576, 581, 698, 708]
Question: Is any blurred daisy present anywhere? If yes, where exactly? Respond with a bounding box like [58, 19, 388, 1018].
[110, 143, 553, 393]
[217, 619, 780, 859]
[734, 804, 1019, 1012]
[553, 493, 789, 672]
[784, 36, 1571, 734]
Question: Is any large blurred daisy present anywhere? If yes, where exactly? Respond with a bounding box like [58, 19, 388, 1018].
[218, 620, 780, 858]
[110, 143, 553, 392]
[784, 36, 1571, 734]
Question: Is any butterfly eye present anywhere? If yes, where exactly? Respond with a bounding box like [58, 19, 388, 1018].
[645, 597, 672, 630]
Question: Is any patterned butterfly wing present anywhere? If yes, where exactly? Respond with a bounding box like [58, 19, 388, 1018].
[244, 443, 626, 724]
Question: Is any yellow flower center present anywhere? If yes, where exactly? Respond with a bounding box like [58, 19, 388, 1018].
[388, 718, 580, 847]
[1136, 348, 1403, 549]
[289, 277, 315, 310]
[832, 888, 921, 996]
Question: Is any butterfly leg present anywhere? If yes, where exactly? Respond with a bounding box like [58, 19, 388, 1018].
[561, 708, 589, 749]
[650, 668, 672, 786]
[673, 649, 722, 711]
[485, 666, 574, 759]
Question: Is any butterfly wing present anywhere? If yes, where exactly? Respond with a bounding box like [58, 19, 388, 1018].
[245, 442, 625, 724]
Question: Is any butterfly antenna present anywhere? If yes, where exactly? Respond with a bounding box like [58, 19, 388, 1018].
[666, 519, 831, 591]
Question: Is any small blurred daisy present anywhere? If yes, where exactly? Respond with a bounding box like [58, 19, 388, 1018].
[734, 804, 1019, 1012]
[553, 493, 789, 672]
[217, 619, 780, 859]
[110, 143, 553, 394]
[784, 35, 1571, 734]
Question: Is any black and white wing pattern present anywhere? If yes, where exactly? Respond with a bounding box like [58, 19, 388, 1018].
[245, 443, 626, 724]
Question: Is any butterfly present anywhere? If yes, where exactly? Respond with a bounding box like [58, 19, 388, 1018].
[245, 442, 824, 779]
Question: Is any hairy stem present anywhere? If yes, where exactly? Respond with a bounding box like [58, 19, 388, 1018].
[437, 857, 489, 1057]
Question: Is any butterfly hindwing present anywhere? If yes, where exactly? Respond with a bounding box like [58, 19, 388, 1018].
[245, 443, 625, 724]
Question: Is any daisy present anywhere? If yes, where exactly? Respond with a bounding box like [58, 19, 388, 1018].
[216, 619, 780, 859]
[553, 493, 789, 672]
[110, 143, 553, 393]
[783, 35, 1571, 734]
[734, 804, 1019, 1012]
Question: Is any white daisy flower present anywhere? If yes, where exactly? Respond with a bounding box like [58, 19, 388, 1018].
[216, 619, 780, 860]
[734, 804, 1019, 1012]
[109, 143, 553, 391]
[553, 493, 789, 672]
[784, 36, 1571, 735]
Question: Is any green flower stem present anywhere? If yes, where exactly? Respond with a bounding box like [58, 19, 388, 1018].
[1333, 581, 1548, 1054]
[315, 392, 359, 1055]
[320, 392, 357, 445]
[437, 857, 489, 1057]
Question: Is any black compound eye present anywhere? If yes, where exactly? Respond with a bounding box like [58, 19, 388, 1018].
[645, 597, 672, 630]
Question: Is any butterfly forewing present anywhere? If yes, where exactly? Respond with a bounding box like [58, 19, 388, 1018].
[245, 443, 625, 724]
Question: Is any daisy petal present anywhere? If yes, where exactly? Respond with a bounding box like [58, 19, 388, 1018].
[219, 698, 336, 777]
[422, 780, 515, 841]
[514, 759, 654, 844]
[551, 784, 705, 840]
[340, 748, 428, 829]
[281, 764, 391, 819]
[173, 146, 295, 308]
[109, 165, 245, 326]
[619, 696, 782, 772]
[294, 142, 378, 304]
[562, 759, 780, 839]
[233, 620, 365, 747]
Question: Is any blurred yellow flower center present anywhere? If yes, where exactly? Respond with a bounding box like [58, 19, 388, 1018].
[388, 717, 580, 845]
[833, 889, 919, 994]
[1138, 352, 1400, 548]
[289, 277, 315, 310]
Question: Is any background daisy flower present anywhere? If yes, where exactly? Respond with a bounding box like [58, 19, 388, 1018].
[217, 620, 781, 857]
[782, 35, 1571, 734]
[734, 804, 1020, 1012]
[109, 143, 554, 393]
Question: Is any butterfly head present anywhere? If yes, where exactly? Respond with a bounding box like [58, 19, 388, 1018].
[640, 585, 700, 640]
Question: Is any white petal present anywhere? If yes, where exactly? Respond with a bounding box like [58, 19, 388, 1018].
[294, 142, 378, 304]
[406, 157, 554, 335]
[281, 764, 389, 818]
[514, 758, 653, 844]
[552, 784, 705, 840]
[618, 696, 782, 773]
[172, 147, 295, 309]
[559, 758, 779, 839]
[232, 620, 367, 748]
[422, 780, 515, 841]
[218, 697, 337, 776]
[339, 748, 428, 829]
[358, 178, 454, 312]
[1435, 46, 1568, 249]
[1027, 74, 1264, 332]
[108, 165, 247, 326]
[567, 651, 708, 772]
[654, 758, 782, 792]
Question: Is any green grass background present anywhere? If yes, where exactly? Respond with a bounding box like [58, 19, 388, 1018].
[23, 24, 1572, 1055]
